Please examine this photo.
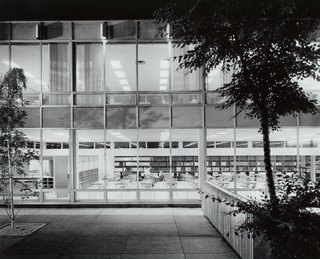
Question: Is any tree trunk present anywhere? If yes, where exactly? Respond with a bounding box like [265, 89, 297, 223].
[7, 139, 15, 229]
[9, 177, 15, 229]
[261, 112, 278, 204]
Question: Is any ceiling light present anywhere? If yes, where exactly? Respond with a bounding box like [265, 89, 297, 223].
[160, 79, 168, 84]
[161, 60, 169, 68]
[115, 71, 125, 78]
[119, 79, 129, 85]
[110, 60, 122, 69]
[160, 71, 169, 77]
[160, 85, 167, 90]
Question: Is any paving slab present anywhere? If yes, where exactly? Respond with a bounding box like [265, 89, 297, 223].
[177, 223, 220, 236]
[0, 237, 24, 252]
[81, 224, 129, 236]
[66, 236, 127, 254]
[61, 254, 121, 259]
[121, 254, 185, 259]
[4, 235, 74, 254]
[174, 215, 210, 225]
[94, 215, 175, 224]
[127, 223, 179, 236]
[181, 237, 236, 254]
[0, 208, 239, 258]
[124, 236, 183, 254]
[0, 254, 60, 259]
[185, 254, 239, 259]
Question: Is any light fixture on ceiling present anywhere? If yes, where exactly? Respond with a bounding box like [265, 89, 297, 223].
[160, 79, 168, 84]
[119, 79, 129, 85]
[159, 85, 167, 90]
[160, 71, 169, 77]
[160, 60, 170, 68]
[110, 60, 122, 69]
[115, 71, 125, 78]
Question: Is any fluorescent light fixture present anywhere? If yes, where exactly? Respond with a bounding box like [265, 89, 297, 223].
[110, 132, 121, 135]
[115, 71, 126, 78]
[160, 79, 168, 84]
[119, 79, 129, 85]
[122, 86, 131, 91]
[159, 85, 167, 90]
[160, 60, 169, 68]
[160, 70, 169, 77]
[110, 60, 122, 69]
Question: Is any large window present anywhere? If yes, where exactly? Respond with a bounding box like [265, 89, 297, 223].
[171, 45, 201, 91]
[106, 44, 136, 91]
[11, 44, 41, 92]
[138, 44, 169, 91]
[42, 44, 70, 93]
[0, 44, 9, 78]
[76, 44, 104, 92]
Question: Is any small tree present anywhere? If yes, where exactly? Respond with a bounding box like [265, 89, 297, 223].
[0, 68, 39, 228]
[154, 0, 320, 207]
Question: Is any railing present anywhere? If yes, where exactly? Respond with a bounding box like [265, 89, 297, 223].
[202, 181, 254, 259]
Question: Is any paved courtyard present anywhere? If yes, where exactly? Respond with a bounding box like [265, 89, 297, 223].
[0, 208, 239, 259]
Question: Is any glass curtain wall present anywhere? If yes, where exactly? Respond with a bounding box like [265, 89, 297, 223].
[3, 20, 319, 204]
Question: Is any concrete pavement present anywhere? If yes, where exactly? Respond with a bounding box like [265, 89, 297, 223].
[0, 208, 239, 259]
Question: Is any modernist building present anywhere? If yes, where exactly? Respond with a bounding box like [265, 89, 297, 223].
[0, 1, 319, 204]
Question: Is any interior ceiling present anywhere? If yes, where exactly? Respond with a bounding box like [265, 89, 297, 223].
[0, 0, 170, 21]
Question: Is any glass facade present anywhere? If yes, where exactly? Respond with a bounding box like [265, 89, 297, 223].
[1, 20, 319, 203]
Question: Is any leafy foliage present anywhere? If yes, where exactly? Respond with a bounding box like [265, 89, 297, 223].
[202, 174, 320, 258]
[0, 68, 39, 223]
[154, 0, 320, 203]
[235, 175, 320, 258]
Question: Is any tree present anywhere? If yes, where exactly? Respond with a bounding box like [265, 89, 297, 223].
[154, 0, 320, 207]
[0, 68, 39, 228]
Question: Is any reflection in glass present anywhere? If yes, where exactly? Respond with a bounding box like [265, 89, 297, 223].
[23, 108, 40, 128]
[107, 107, 136, 129]
[11, 44, 41, 92]
[106, 44, 136, 91]
[12, 23, 37, 40]
[138, 44, 169, 91]
[42, 44, 70, 93]
[0, 44, 9, 78]
[172, 107, 202, 127]
[107, 94, 136, 105]
[74, 108, 104, 129]
[42, 108, 71, 128]
[76, 44, 104, 92]
[171, 45, 201, 91]
[139, 107, 169, 128]
[74, 22, 101, 40]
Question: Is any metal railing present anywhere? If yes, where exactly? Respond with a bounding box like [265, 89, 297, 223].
[202, 181, 254, 259]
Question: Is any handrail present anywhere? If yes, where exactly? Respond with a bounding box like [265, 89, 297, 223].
[202, 181, 254, 259]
